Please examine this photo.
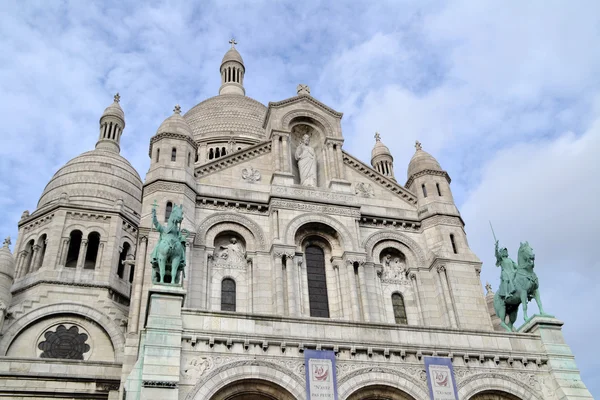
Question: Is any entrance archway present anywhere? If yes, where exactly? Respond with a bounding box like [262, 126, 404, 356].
[346, 384, 415, 400]
[470, 390, 522, 400]
[209, 378, 296, 400]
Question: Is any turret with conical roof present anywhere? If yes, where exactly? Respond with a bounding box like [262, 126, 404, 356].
[96, 93, 126, 153]
[405, 140, 454, 206]
[370, 132, 395, 180]
[219, 38, 245, 96]
[0, 237, 15, 331]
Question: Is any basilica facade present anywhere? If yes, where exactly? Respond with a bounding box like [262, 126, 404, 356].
[0, 44, 592, 400]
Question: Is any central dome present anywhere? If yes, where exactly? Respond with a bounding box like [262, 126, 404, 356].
[184, 94, 267, 141]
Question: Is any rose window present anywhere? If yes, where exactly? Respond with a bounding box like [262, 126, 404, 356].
[38, 325, 90, 360]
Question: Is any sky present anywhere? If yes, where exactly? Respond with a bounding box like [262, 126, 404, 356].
[0, 0, 599, 395]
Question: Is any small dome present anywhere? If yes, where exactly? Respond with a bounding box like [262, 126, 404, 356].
[0, 237, 15, 280]
[184, 94, 267, 141]
[407, 141, 442, 179]
[101, 93, 125, 122]
[371, 135, 392, 160]
[156, 105, 193, 138]
[38, 149, 143, 215]
[221, 47, 244, 66]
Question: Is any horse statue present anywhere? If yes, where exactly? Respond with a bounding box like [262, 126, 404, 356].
[150, 201, 188, 285]
[493, 241, 552, 331]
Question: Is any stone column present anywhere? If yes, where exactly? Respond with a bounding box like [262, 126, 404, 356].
[281, 134, 290, 173]
[128, 236, 147, 334]
[15, 251, 26, 278]
[206, 253, 214, 310]
[436, 266, 457, 328]
[95, 241, 105, 271]
[273, 253, 285, 315]
[332, 259, 345, 319]
[58, 238, 70, 268]
[272, 210, 280, 240]
[297, 255, 310, 316]
[321, 147, 330, 182]
[285, 252, 299, 316]
[273, 134, 281, 171]
[335, 143, 345, 180]
[326, 142, 336, 180]
[346, 260, 360, 321]
[357, 261, 371, 322]
[374, 265, 386, 322]
[409, 272, 424, 325]
[76, 239, 88, 269]
[31, 245, 42, 272]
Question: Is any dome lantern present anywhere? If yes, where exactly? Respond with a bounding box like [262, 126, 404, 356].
[371, 132, 395, 180]
[219, 39, 246, 96]
[96, 93, 125, 153]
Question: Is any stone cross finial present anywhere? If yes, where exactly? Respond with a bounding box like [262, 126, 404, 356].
[415, 140, 422, 151]
[174, 104, 181, 115]
[297, 84, 310, 96]
[485, 281, 493, 295]
[375, 132, 381, 142]
[2, 237, 10, 247]
[229, 38, 237, 48]
[114, 93, 120, 103]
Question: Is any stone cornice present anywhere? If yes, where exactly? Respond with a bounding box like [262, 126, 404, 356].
[194, 140, 272, 178]
[405, 169, 451, 188]
[148, 132, 198, 157]
[10, 279, 131, 300]
[263, 94, 343, 128]
[342, 151, 418, 206]
[143, 179, 197, 202]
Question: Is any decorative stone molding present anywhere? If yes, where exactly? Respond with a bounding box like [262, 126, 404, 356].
[270, 199, 360, 218]
[362, 231, 427, 266]
[196, 212, 267, 250]
[284, 213, 357, 251]
[197, 197, 268, 215]
[355, 182, 374, 197]
[181, 356, 214, 381]
[359, 216, 420, 231]
[343, 152, 417, 205]
[21, 214, 54, 232]
[405, 168, 451, 188]
[96, 381, 120, 391]
[272, 185, 357, 205]
[144, 181, 197, 202]
[195, 141, 271, 178]
[275, 102, 341, 134]
[420, 215, 463, 229]
[143, 380, 178, 388]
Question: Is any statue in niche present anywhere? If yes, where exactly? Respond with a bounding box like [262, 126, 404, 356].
[295, 134, 317, 187]
[381, 253, 409, 284]
[218, 237, 246, 265]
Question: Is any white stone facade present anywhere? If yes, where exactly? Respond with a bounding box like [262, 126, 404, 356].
[0, 44, 592, 400]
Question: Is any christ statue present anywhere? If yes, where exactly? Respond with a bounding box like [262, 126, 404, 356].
[295, 134, 317, 187]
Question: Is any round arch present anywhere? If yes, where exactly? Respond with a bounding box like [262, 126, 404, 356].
[195, 212, 266, 251]
[469, 390, 522, 400]
[282, 109, 336, 138]
[337, 368, 428, 400]
[285, 213, 356, 251]
[362, 231, 428, 266]
[346, 384, 416, 400]
[0, 302, 125, 362]
[186, 360, 305, 400]
[210, 378, 296, 400]
[458, 373, 542, 400]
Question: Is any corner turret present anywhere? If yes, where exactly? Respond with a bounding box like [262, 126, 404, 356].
[370, 132, 395, 180]
[96, 93, 125, 153]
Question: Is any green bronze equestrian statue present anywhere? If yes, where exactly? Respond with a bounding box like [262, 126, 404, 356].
[150, 201, 188, 285]
[490, 223, 552, 332]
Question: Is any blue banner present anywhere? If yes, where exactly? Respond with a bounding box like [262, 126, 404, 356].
[424, 357, 459, 400]
[304, 350, 338, 400]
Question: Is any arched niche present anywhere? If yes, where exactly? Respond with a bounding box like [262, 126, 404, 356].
[337, 367, 428, 400]
[213, 231, 247, 264]
[346, 384, 416, 400]
[196, 212, 266, 251]
[285, 213, 355, 251]
[364, 231, 427, 267]
[290, 120, 326, 187]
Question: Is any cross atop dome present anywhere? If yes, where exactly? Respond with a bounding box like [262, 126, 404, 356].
[174, 104, 181, 115]
[114, 93, 120, 103]
[375, 132, 381, 142]
[2, 237, 10, 248]
[229, 38, 237, 48]
[415, 140, 422, 151]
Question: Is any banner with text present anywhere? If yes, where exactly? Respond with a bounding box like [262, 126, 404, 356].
[424, 357, 459, 400]
[304, 350, 338, 400]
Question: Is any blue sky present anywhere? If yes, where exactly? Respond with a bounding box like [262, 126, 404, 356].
[1, 1, 599, 395]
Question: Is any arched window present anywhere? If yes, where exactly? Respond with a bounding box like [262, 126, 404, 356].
[117, 242, 130, 279]
[221, 278, 236, 311]
[84, 232, 100, 269]
[23, 239, 35, 275]
[422, 184, 428, 197]
[392, 293, 408, 324]
[156, 148, 160, 162]
[306, 245, 329, 318]
[209, 148, 214, 160]
[215, 148, 220, 158]
[171, 147, 177, 162]
[65, 230, 83, 268]
[222, 147, 226, 156]
[165, 201, 173, 222]
[436, 183, 442, 196]
[450, 234, 458, 254]
[36, 234, 47, 270]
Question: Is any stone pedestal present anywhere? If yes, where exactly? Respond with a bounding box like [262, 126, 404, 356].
[520, 316, 593, 400]
[139, 285, 185, 400]
[328, 178, 352, 193]
[271, 171, 295, 186]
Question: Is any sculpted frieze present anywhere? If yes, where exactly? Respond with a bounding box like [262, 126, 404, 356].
[272, 185, 357, 205]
